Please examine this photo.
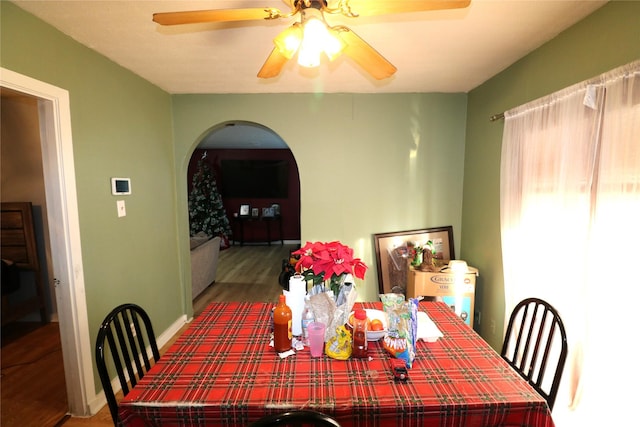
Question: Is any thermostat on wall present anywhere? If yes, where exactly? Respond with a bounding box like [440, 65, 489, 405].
[111, 177, 131, 195]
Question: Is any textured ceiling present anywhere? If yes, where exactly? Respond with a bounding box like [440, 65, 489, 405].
[12, 0, 608, 95]
[9, 1, 609, 149]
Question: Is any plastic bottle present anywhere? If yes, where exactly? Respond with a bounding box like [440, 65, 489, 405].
[351, 309, 368, 358]
[300, 296, 315, 346]
[273, 295, 292, 352]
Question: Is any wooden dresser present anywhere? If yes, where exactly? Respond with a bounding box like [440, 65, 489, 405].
[1, 202, 47, 325]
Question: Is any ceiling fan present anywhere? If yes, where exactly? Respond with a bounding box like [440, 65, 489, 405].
[153, 0, 471, 80]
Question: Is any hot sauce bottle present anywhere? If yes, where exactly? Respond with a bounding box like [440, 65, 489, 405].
[352, 309, 368, 358]
[273, 295, 292, 352]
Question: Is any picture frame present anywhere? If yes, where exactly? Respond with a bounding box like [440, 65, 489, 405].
[373, 226, 455, 295]
[251, 207, 259, 217]
[262, 207, 275, 218]
[239, 204, 250, 216]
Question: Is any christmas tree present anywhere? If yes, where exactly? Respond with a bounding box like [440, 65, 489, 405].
[188, 155, 232, 241]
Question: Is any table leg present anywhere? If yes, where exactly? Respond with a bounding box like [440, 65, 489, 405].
[266, 220, 272, 246]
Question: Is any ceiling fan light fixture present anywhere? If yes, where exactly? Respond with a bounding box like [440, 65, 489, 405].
[297, 17, 345, 67]
[155, 0, 472, 80]
[273, 24, 302, 59]
[325, 27, 347, 61]
[298, 18, 323, 67]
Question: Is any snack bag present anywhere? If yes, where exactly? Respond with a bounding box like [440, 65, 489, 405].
[382, 333, 410, 363]
[325, 325, 353, 360]
[379, 293, 416, 368]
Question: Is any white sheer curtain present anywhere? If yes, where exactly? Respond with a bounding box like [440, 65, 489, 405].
[500, 60, 640, 425]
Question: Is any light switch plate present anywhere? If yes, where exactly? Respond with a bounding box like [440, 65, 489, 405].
[117, 200, 126, 217]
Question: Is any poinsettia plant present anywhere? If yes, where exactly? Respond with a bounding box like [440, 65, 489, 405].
[292, 241, 367, 295]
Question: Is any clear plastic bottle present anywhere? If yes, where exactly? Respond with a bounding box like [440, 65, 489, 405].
[352, 309, 368, 358]
[300, 296, 315, 346]
[273, 295, 292, 352]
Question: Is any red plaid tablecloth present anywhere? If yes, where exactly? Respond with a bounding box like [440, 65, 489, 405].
[118, 301, 555, 427]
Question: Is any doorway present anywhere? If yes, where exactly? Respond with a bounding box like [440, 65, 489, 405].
[1, 68, 92, 416]
[1, 86, 64, 423]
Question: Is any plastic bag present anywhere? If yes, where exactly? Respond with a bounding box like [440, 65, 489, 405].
[309, 287, 357, 342]
[325, 325, 352, 360]
[379, 293, 416, 368]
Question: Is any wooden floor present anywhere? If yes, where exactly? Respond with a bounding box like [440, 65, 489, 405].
[0, 243, 297, 427]
[0, 321, 69, 427]
[193, 243, 297, 315]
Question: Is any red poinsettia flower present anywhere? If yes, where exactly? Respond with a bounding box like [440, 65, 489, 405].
[293, 241, 324, 271]
[292, 241, 367, 282]
[352, 260, 367, 280]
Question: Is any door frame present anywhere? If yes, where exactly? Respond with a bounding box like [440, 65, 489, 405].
[1, 67, 93, 415]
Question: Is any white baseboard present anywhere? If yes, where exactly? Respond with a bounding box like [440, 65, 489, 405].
[157, 313, 191, 349]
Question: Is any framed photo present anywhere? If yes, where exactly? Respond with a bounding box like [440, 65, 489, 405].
[239, 204, 250, 216]
[251, 207, 259, 217]
[262, 207, 275, 217]
[373, 226, 455, 295]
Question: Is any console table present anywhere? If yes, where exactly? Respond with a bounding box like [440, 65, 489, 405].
[234, 215, 283, 246]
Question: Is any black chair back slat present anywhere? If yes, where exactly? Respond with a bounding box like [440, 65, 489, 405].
[95, 303, 160, 426]
[114, 311, 139, 390]
[533, 314, 556, 389]
[511, 302, 531, 371]
[130, 312, 149, 373]
[105, 327, 131, 396]
[249, 410, 342, 427]
[121, 309, 146, 387]
[527, 304, 547, 380]
[501, 297, 568, 411]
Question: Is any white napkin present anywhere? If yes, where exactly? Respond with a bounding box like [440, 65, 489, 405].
[417, 311, 443, 342]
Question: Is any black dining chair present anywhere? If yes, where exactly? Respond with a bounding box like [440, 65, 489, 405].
[500, 297, 568, 411]
[95, 303, 160, 426]
[249, 410, 342, 427]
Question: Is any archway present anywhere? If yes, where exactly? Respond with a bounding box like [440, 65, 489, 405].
[185, 121, 301, 305]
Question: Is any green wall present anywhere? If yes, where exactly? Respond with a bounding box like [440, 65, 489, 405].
[462, 0, 640, 350]
[1, 1, 468, 399]
[172, 93, 468, 303]
[1, 2, 181, 393]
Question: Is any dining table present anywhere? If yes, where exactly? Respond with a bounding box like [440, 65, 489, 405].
[118, 300, 556, 427]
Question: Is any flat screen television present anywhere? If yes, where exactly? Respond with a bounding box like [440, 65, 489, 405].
[220, 159, 289, 198]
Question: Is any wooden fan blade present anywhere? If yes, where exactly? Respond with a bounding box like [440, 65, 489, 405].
[339, 29, 397, 80]
[337, 0, 470, 17]
[153, 8, 284, 25]
[257, 48, 290, 79]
